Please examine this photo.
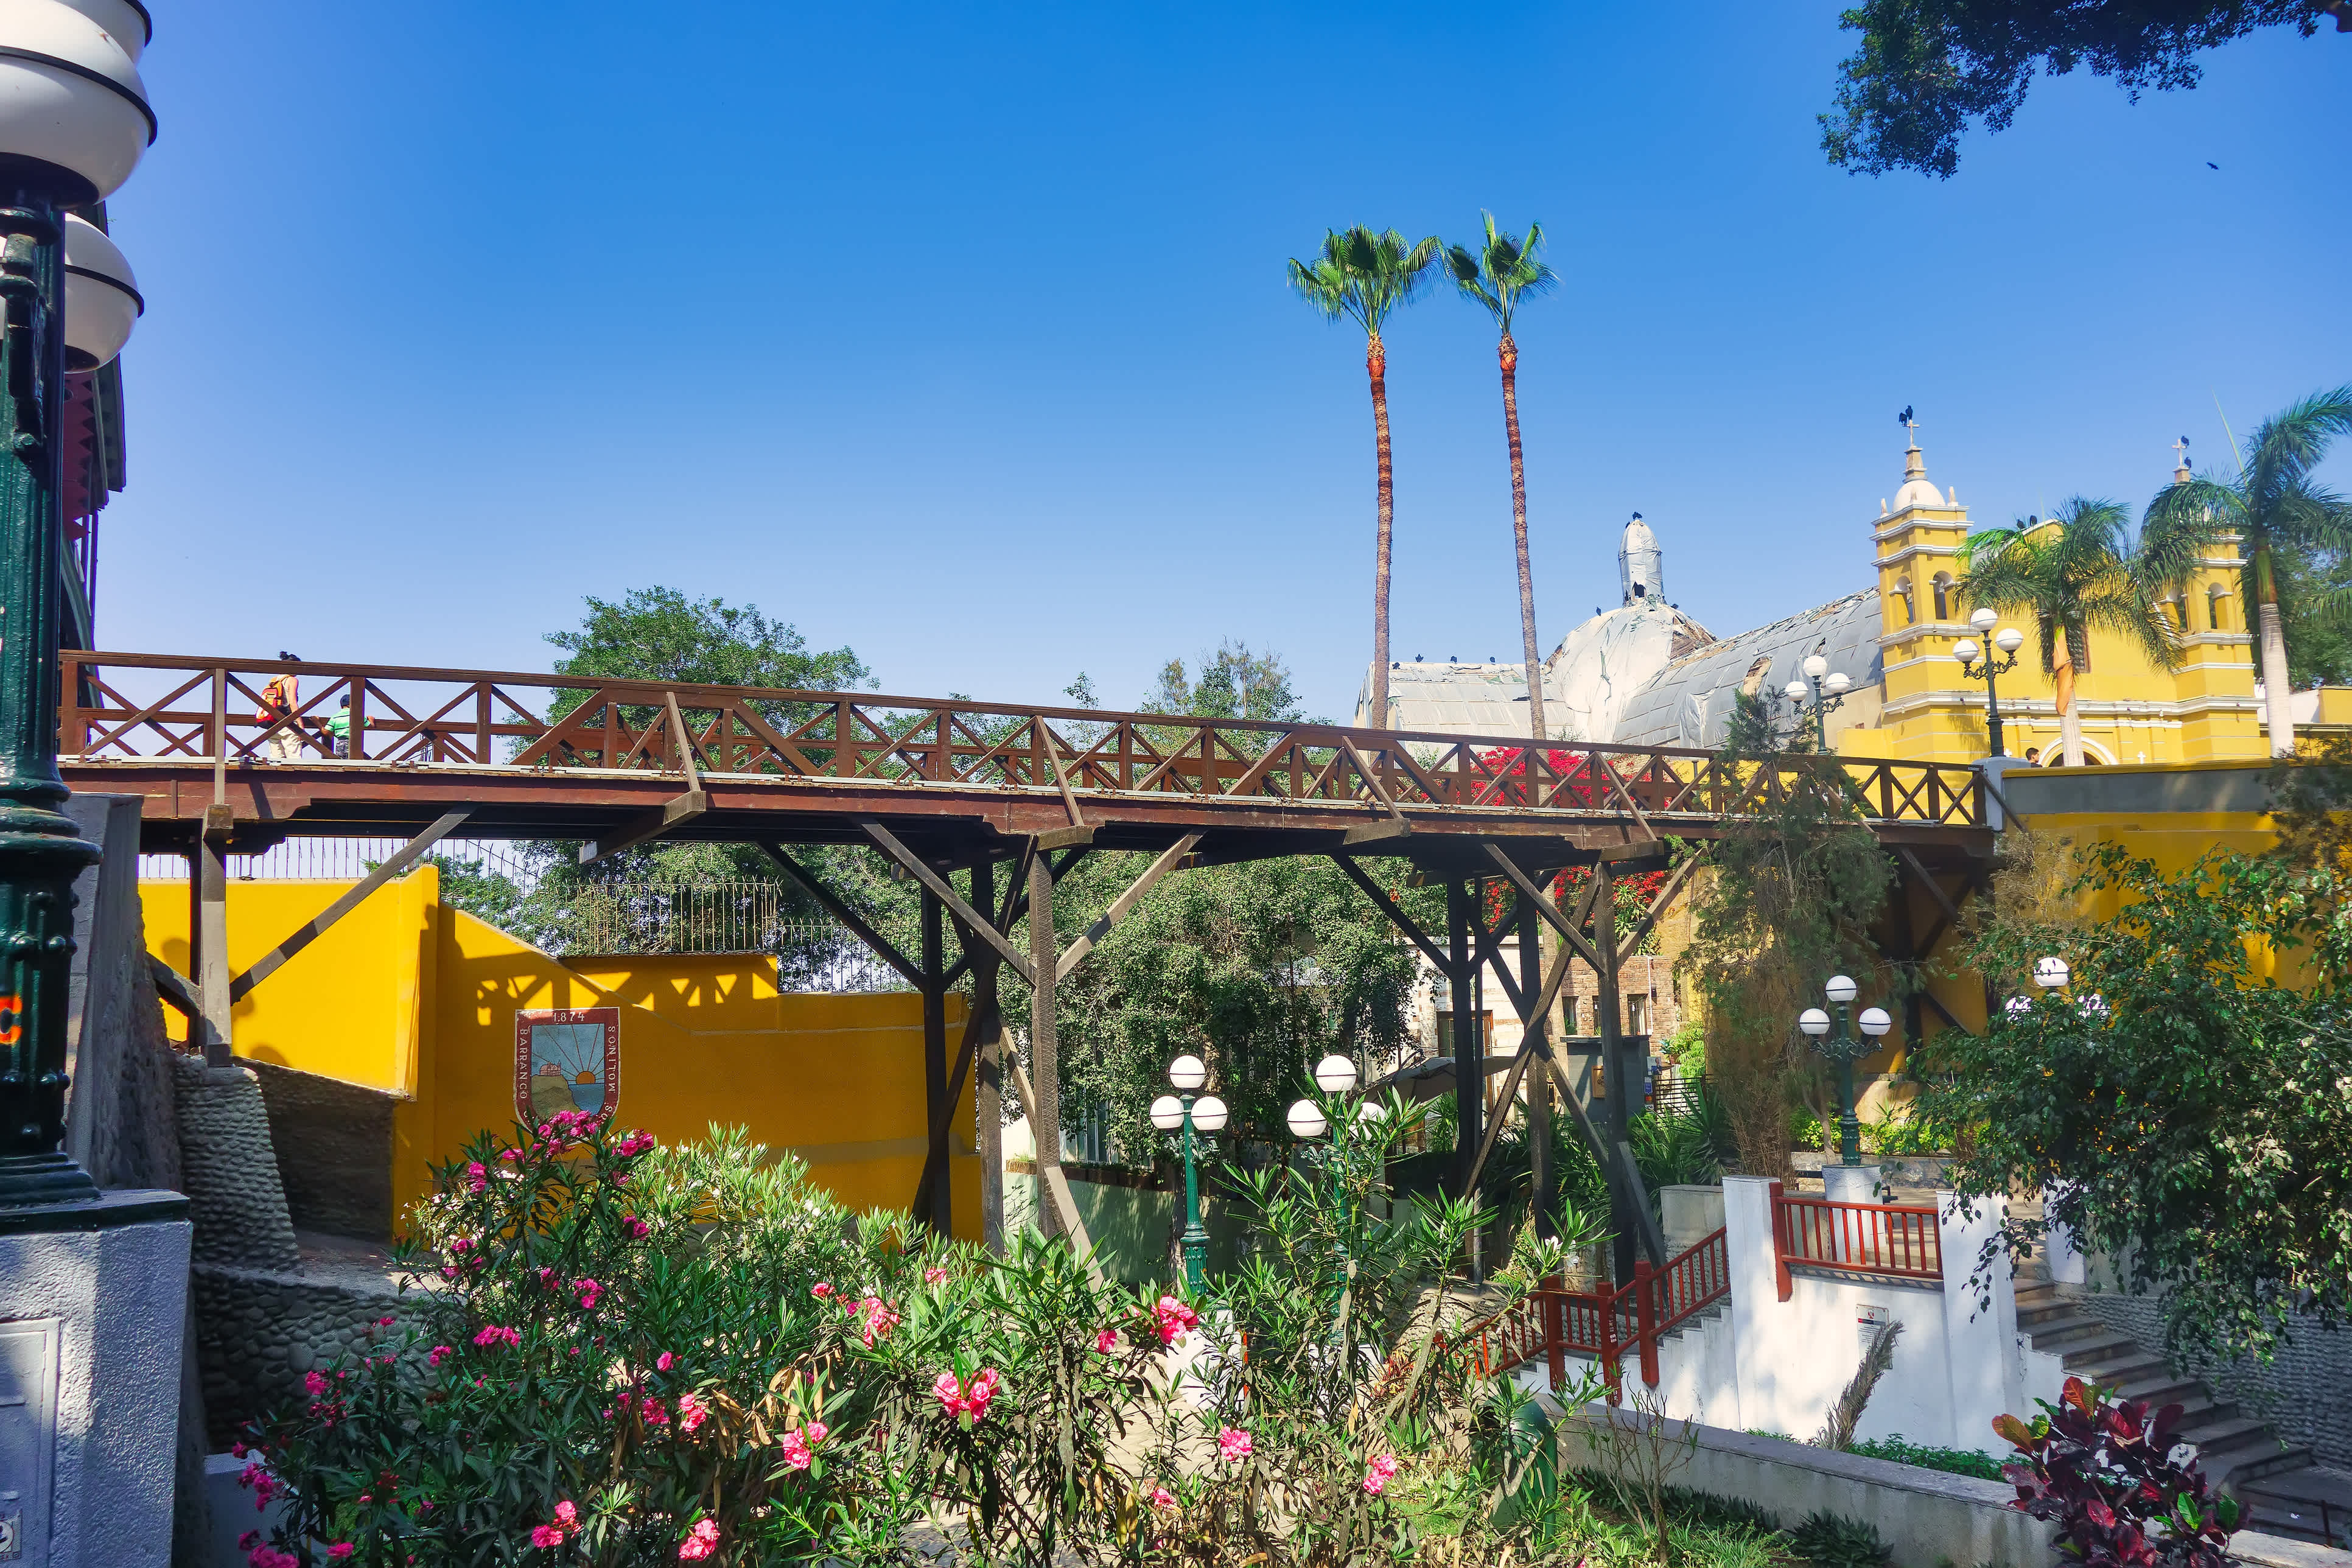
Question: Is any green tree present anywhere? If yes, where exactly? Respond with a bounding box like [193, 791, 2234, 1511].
[1915, 841, 2350, 1365]
[1144, 640, 1303, 724]
[2278, 539, 2352, 688]
[2143, 387, 2352, 755]
[1447, 215, 1559, 745]
[1676, 693, 1896, 1177]
[1819, 0, 2337, 180]
[1287, 226, 1443, 732]
[1958, 498, 2178, 766]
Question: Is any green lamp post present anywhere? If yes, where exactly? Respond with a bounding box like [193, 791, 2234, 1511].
[1151, 1054, 1226, 1292]
[0, 0, 156, 1210]
[1797, 975, 1892, 1167]
[1955, 609, 2026, 759]
[1782, 655, 1851, 751]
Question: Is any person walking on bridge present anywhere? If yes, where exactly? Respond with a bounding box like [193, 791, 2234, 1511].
[259, 653, 303, 762]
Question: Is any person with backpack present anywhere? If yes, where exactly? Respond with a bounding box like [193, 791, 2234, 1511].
[259, 653, 303, 761]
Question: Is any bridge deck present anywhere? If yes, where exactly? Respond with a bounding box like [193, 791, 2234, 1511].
[61, 652, 1992, 869]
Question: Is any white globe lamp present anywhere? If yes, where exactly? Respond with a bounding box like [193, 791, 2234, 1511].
[1783, 679, 1808, 702]
[1995, 626, 2026, 655]
[1824, 975, 1859, 1004]
[61, 211, 136, 368]
[2033, 956, 2071, 991]
[1970, 607, 1998, 633]
[1356, 1100, 1387, 1124]
[1167, 1053, 1207, 1091]
[1824, 671, 1850, 695]
[0, 0, 156, 203]
[51, 0, 145, 60]
[1285, 1098, 1328, 1139]
[1802, 654, 1829, 680]
[1149, 1094, 1184, 1132]
[1191, 1095, 1228, 1133]
[1857, 1006, 1892, 1038]
[1953, 638, 1981, 664]
[1797, 1007, 1831, 1038]
[1312, 1054, 1357, 1094]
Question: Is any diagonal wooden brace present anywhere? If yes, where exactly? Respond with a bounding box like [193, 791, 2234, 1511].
[861, 823, 1035, 985]
[1057, 834, 1199, 982]
[229, 811, 473, 1004]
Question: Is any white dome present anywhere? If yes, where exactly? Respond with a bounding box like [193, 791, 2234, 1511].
[0, 0, 155, 203]
[1621, 516, 1658, 553]
[1891, 477, 1942, 510]
[49, 0, 146, 61]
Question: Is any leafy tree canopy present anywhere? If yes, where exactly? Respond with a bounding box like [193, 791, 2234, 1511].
[1916, 840, 2350, 1364]
[1820, 0, 2331, 179]
[1144, 640, 1306, 725]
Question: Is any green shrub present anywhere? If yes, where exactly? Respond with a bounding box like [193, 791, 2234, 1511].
[1847, 1433, 2004, 1480]
[1786, 1508, 1895, 1567]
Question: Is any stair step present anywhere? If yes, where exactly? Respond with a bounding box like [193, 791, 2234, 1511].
[2107, 1374, 2211, 1410]
[2015, 1301, 2080, 1329]
[2210, 1443, 2315, 1489]
[2176, 1415, 2272, 1454]
[2025, 1314, 2116, 1346]
[2057, 1331, 2154, 1368]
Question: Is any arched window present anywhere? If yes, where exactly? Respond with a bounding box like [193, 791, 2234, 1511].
[2207, 586, 2227, 631]
[1895, 579, 1915, 626]
[1931, 573, 1953, 621]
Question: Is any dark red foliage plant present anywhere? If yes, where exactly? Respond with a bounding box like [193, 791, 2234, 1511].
[1992, 1376, 2240, 1567]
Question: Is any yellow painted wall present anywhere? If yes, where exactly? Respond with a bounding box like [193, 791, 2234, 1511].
[138, 869, 979, 1239]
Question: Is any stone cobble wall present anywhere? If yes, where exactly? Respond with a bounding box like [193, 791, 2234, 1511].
[2076, 1291, 2352, 1471]
[172, 1055, 301, 1272]
[248, 1059, 398, 1242]
[191, 1262, 410, 1449]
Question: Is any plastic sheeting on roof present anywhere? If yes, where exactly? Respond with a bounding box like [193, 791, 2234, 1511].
[1354, 661, 1536, 734]
[1539, 601, 1713, 743]
[1611, 590, 1883, 751]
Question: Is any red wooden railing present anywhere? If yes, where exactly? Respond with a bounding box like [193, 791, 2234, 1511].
[1459, 1228, 1729, 1403]
[1769, 1185, 1942, 1295]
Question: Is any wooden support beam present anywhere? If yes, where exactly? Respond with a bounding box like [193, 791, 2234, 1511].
[970, 856, 1005, 1253]
[1538, 1051, 1668, 1267]
[862, 822, 1034, 985]
[192, 806, 233, 1066]
[1057, 834, 1199, 982]
[1484, 844, 1607, 971]
[1003, 1046, 1098, 1273]
[1331, 853, 1450, 971]
[579, 785, 708, 864]
[1896, 846, 1963, 925]
[229, 811, 473, 1005]
[1340, 735, 1410, 828]
[758, 842, 925, 986]
[148, 954, 200, 1019]
[920, 890, 951, 1236]
[1457, 931, 1578, 1203]
[1609, 844, 1711, 970]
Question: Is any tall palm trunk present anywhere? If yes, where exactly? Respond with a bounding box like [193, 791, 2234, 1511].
[2253, 545, 2295, 755]
[2054, 626, 2084, 767]
[1367, 331, 1395, 732]
[1499, 331, 1547, 744]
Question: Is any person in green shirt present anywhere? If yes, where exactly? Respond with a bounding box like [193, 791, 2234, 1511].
[327, 696, 352, 758]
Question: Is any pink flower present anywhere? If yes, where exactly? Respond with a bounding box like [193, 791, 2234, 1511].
[327, 1545, 354, 1562]
[555, 1501, 578, 1527]
[623, 1214, 650, 1239]
[853, 1296, 901, 1346]
[642, 1396, 670, 1427]
[499, 1149, 520, 1162]
[811, 1282, 833, 1300]
[677, 1392, 708, 1433]
[1363, 1452, 1399, 1495]
[778, 1429, 814, 1471]
[966, 1367, 1000, 1420]
[238, 1532, 259, 1552]
[466, 1161, 488, 1192]
[530, 1525, 565, 1548]
[472, 1324, 520, 1351]
[933, 1371, 965, 1412]
[804, 1419, 828, 1444]
[924, 1265, 948, 1286]
[1217, 1426, 1252, 1463]
[248, 1549, 297, 1568]
[678, 1519, 720, 1560]
[1152, 1295, 1200, 1345]
[657, 1351, 675, 1371]
[1150, 1486, 1177, 1510]
[428, 1345, 452, 1367]
[573, 1278, 602, 1311]
[304, 1370, 327, 1396]
[376, 1316, 394, 1328]
[1096, 1328, 1119, 1354]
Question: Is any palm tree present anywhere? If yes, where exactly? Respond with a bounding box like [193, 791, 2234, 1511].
[1289, 226, 1442, 732]
[1447, 215, 1558, 744]
[2141, 387, 2352, 755]
[1958, 499, 2179, 766]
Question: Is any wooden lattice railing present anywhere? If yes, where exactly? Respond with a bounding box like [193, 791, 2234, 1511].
[60, 653, 1987, 829]
[1771, 1189, 1943, 1294]
[1458, 1227, 1731, 1401]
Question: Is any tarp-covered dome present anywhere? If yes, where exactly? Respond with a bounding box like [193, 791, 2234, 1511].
[1611, 590, 1883, 751]
[1540, 600, 1714, 743]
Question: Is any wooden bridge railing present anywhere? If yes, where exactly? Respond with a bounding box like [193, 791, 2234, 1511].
[60, 652, 1985, 828]
[1459, 1227, 1732, 1401]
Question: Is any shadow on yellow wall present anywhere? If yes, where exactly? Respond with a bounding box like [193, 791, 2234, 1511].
[139, 868, 976, 1239]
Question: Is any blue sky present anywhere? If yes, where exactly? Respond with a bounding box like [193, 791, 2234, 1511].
[99, 3, 2349, 721]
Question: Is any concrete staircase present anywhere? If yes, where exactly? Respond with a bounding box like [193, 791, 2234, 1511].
[2014, 1281, 2343, 1542]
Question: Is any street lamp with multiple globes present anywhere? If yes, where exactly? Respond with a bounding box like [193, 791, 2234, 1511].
[1782, 653, 1851, 750]
[1796, 975, 1892, 1167]
[0, 0, 155, 1209]
[1953, 607, 2027, 758]
[1149, 1053, 1227, 1292]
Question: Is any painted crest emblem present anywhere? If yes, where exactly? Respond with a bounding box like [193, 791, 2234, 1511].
[514, 1007, 620, 1131]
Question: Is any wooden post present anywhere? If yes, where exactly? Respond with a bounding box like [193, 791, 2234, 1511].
[1446, 877, 1482, 1281]
[972, 859, 1004, 1254]
[1521, 885, 1552, 1241]
[1544, 1279, 1566, 1393]
[920, 887, 950, 1237]
[1598, 1276, 1623, 1404]
[193, 805, 232, 1066]
[1634, 1258, 1659, 1387]
[1029, 850, 1060, 1239]
[1769, 1178, 1793, 1301]
[1596, 856, 1636, 1286]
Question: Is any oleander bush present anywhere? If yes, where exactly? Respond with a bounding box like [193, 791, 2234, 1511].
[233, 1105, 1864, 1566]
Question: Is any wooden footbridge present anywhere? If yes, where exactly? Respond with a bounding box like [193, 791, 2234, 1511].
[64, 651, 1993, 1265]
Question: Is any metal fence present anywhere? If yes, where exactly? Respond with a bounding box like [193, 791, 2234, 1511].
[137, 838, 550, 888]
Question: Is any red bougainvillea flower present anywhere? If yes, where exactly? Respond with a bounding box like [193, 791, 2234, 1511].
[466, 1161, 488, 1192]
[1218, 1427, 1253, 1463]
[573, 1278, 603, 1311]
[677, 1518, 720, 1560]
[622, 1214, 649, 1239]
[304, 1371, 327, 1396]
[934, 1369, 1003, 1422]
[853, 1296, 901, 1346]
[427, 1345, 452, 1367]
